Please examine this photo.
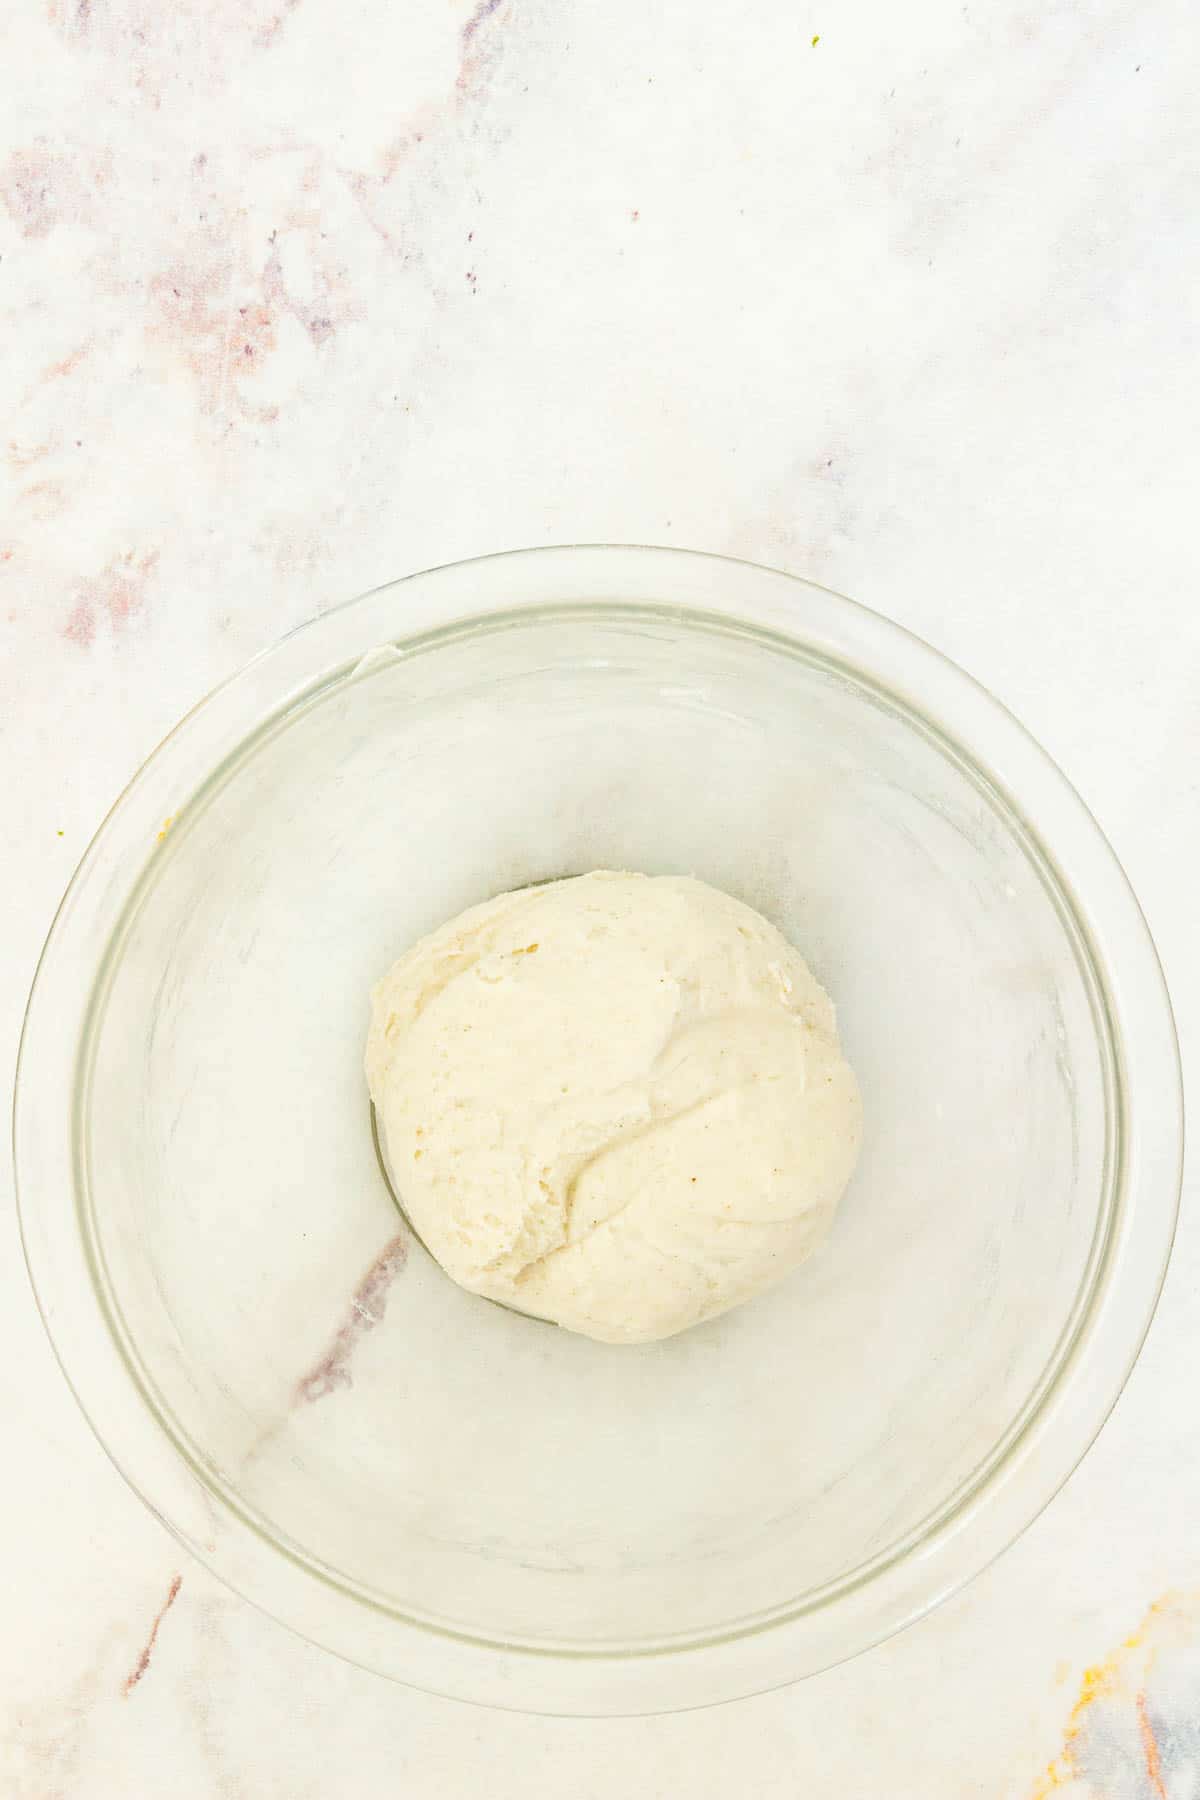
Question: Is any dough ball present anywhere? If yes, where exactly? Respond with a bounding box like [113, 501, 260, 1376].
[366, 871, 861, 1344]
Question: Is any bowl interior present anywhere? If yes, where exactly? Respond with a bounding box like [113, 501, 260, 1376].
[81, 606, 1109, 1651]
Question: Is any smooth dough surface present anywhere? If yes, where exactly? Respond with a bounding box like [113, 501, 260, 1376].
[366, 871, 862, 1344]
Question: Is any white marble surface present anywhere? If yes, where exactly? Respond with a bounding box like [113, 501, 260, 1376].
[2, 0, 1197, 1792]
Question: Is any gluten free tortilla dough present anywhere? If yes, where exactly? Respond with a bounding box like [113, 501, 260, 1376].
[366, 871, 862, 1344]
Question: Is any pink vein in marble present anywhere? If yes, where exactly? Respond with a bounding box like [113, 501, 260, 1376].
[122, 1574, 182, 1697]
[294, 1235, 408, 1406]
[0, 146, 65, 238]
[63, 549, 159, 647]
[0, 138, 110, 238]
[144, 152, 363, 421]
[46, 0, 316, 104]
[458, 0, 509, 97]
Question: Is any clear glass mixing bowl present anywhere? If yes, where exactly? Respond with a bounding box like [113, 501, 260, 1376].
[15, 547, 1182, 1714]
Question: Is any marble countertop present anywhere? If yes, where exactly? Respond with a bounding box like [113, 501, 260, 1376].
[3, 0, 1196, 1792]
